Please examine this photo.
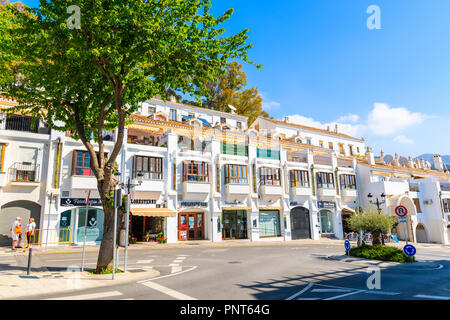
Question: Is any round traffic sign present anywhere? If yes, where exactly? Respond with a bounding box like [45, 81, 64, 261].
[403, 244, 416, 257]
[344, 240, 351, 251]
[395, 205, 408, 217]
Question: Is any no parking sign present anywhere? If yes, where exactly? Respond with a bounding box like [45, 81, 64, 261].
[395, 205, 408, 217]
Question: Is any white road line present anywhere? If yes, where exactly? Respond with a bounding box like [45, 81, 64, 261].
[176, 257, 187, 260]
[141, 281, 197, 300]
[414, 294, 450, 300]
[44, 291, 123, 300]
[120, 298, 135, 300]
[172, 260, 184, 264]
[324, 290, 365, 300]
[171, 266, 182, 273]
[136, 259, 154, 264]
[168, 263, 180, 267]
[286, 283, 314, 300]
[138, 266, 198, 282]
[312, 289, 352, 293]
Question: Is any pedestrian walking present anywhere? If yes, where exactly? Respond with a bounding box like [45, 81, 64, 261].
[10, 217, 23, 250]
[25, 218, 36, 248]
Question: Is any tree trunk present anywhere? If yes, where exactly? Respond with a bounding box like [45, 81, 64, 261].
[372, 231, 382, 245]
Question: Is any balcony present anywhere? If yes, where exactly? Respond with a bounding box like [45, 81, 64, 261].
[317, 188, 337, 198]
[1, 116, 50, 134]
[340, 188, 358, 201]
[8, 162, 40, 187]
[259, 184, 283, 202]
[70, 175, 98, 190]
[133, 179, 165, 199]
[225, 184, 250, 202]
[290, 186, 313, 198]
[182, 181, 210, 201]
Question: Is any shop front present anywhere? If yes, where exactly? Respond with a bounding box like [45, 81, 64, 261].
[178, 211, 205, 241]
[222, 210, 248, 240]
[130, 208, 175, 242]
[259, 210, 282, 238]
[59, 206, 104, 244]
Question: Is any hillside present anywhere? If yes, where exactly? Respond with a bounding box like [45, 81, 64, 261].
[414, 154, 450, 170]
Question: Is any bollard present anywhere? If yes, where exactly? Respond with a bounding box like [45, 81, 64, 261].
[27, 248, 33, 275]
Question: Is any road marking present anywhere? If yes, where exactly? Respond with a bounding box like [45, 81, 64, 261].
[172, 260, 184, 264]
[137, 259, 154, 264]
[0, 260, 15, 263]
[138, 266, 198, 282]
[141, 281, 197, 300]
[168, 263, 180, 267]
[44, 291, 123, 300]
[120, 298, 135, 300]
[414, 294, 450, 300]
[48, 259, 96, 262]
[324, 290, 365, 300]
[312, 289, 352, 293]
[176, 256, 187, 260]
[171, 266, 182, 273]
[286, 283, 314, 300]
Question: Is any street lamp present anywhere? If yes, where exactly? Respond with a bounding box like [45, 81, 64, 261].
[120, 172, 144, 272]
[367, 192, 387, 244]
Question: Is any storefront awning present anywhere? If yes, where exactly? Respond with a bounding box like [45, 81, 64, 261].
[131, 208, 175, 217]
[371, 170, 392, 177]
[258, 206, 283, 211]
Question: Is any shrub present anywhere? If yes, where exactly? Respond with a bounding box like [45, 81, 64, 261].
[348, 207, 396, 245]
[349, 244, 415, 263]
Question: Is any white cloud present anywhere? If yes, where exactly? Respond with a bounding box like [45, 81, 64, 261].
[337, 114, 360, 123]
[367, 103, 427, 136]
[262, 100, 281, 110]
[393, 135, 414, 144]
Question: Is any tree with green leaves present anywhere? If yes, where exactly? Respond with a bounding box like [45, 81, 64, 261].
[183, 61, 269, 125]
[0, 0, 256, 273]
[348, 207, 396, 245]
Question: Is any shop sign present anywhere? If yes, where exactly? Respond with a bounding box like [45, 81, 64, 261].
[290, 201, 306, 207]
[317, 201, 336, 209]
[180, 201, 208, 208]
[61, 198, 102, 207]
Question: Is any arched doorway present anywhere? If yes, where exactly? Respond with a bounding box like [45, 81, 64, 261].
[390, 196, 417, 242]
[318, 209, 334, 237]
[416, 224, 428, 243]
[290, 206, 311, 239]
[341, 207, 356, 235]
[0, 201, 41, 246]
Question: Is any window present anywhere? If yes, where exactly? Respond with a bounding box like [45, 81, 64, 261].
[72, 151, 94, 176]
[170, 109, 177, 121]
[328, 142, 333, 150]
[339, 143, 345, 155]
[259, 167, 281, 186]
[224, 164, 248, 184]
[237, 121, 242, 129]
[182, 161, 209, 182]
[340, 174, 356, 189]
[220, 117, 226, 124]
[148, 106, 156, 114]
[290, 170, 310, 187]
[316, 172, 335, 189]
[349, 145, 354, 155]
[357, 147, 360, 153]
[319, 140, 324, 148]
[306, 138, 312, 145]
[443, 199, 450, 213]
[0, 144, 5, 172]
[413, 198, 422, 213]
[134, 156, 163, 180]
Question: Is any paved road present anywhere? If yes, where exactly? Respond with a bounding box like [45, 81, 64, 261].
[1, 244, 450, 300]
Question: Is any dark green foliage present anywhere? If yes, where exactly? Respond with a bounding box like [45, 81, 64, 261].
[349, 244, 416, 263]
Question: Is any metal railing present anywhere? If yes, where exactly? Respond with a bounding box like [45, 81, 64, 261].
[23, 228, 72, 252]
[1, 116, 50, 134]
[8, 162, 40, 182]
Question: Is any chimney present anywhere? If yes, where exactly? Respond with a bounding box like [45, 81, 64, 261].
[327, 126, 330, 132]
[365, 147, 375, 165]
[433, 154, 444, 172]
[335, 124, 338, 133]
[392, 153, 400, 167]
[420, 157, 425, 169]
[284, 116, 290, 123]
[407, 156, 414, 168]
[380, 150, 385, 159]
[415, 159, 420, 168]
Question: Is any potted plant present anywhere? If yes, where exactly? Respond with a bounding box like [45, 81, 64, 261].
[129, 235, 137, 244]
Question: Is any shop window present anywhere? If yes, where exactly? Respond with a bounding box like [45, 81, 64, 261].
[182, 161, 209, 183]
[259, 167, 281, 186]
[133, 156, 163, 180]
[340, 174, 356, 189]
[76, 208, 104, 243]
[316, 172, 335, 189]
[224, 164, 248, 184]
[319, 210, 334, 234]
[259, 210, 281, 237]
[290, 170, 310, 187]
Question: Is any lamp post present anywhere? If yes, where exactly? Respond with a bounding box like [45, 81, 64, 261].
[367, 192, 387, 244]
[120, 172, 143, 272]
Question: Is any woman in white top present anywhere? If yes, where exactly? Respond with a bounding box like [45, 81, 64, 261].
[25, 218, 36, 248]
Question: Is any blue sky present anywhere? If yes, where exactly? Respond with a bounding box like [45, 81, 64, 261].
[21, 0, 450, 157]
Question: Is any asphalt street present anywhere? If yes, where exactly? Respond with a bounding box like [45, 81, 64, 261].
[1, 244, 450, 300]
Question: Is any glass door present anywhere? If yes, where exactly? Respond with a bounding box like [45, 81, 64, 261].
[179, 213, 204, 241]
[223, 212, 237, 240]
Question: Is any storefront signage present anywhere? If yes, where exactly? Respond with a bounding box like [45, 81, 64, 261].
[290, 201, 306, 207]
[131, 199, 156, 205]
[224, 201, 245, 205]
[60, 198, 102, 207]
[317, 201, 336, 209]
[180, 201, 208, 208]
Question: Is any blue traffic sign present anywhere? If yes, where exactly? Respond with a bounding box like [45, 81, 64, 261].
[403, 244, 416, 257]
[344, 240, 351, 251]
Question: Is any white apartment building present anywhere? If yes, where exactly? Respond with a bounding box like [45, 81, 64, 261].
[1, 96, 449, 246]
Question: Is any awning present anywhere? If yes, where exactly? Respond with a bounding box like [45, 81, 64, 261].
[392, 173, 411, 178]
[371, 170, 392, 177]
[342, 207, 356, 214]
[131, 208, 175, 217]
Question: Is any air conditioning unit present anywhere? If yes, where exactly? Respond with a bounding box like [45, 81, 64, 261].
[423, 199, 433, 205]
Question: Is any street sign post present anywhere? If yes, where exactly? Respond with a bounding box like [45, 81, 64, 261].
[403, 244, 416, 263]
[395, 205, 409, 245]
[344, 240, 351, 255]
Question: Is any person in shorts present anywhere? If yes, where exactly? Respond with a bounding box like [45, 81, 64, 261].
[25, 218, 36, 248]
[10, 217, 23, 250]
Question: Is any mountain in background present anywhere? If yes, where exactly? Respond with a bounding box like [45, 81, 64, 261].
[414, 154, 450, 170]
